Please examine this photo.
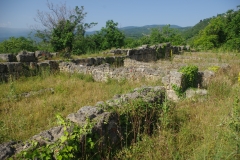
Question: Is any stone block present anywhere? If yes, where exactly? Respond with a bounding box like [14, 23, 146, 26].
[37, 62, 49, 70]
[186, 88, 208, 98]
[0, 141, 17, 160]
[0, 54, 16, 62]
[0, 63, 7, 73]
[16, 52, 36, 62]
[6, 62, 23, 73]
[200, 70, 215, 88]
[166, 89, 179, 102]
[35, 51, 52, 60]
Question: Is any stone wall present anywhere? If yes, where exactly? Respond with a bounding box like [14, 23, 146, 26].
[0, 61, 59, 82]
[0, 43, 183, 83]
[0, 54, 16, 62]
[162, 69, 215, 101]
[59, 62, 166, 82]
[70, 56, 125, 67]
[0, 51, 55, 63]
[0, 86, 165, 159]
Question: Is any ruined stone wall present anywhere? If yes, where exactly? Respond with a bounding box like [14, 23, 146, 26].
[0, 86, 165, 159]
[0, 61, 59, 82]
[0, 43, 183, 83]
[59, 62, 166, 82]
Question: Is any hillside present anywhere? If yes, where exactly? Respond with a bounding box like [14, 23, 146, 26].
[0, 25, 190, 42]
[181, 18, 212, 40]
[119, 24, 191, 39]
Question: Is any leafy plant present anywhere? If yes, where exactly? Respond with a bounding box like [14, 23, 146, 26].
[17, 114, 95, 160]
[0, 37, 37, 54]
[179, 65, 198, 89]
[172, 84, 184, 98]
[208, 66, 220, 72]
[171, 65, 199, 98]
[34, 1, 97, 53]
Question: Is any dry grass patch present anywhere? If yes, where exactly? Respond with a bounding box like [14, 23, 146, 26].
[114, 59, 240, 159]
[0, 72, 160, 142]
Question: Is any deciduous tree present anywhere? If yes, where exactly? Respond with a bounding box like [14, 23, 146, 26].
[33, 1, 97, 52]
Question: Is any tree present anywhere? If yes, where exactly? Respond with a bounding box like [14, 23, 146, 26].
[99, 20, 125, 50]
[193, 7, 240, 51]
[33, 0, 97, 52]
[0, 37, 37, 54]
[150, 28, 164, 44]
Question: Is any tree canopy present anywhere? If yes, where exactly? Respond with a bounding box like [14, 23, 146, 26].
[34, 1, 97, 52]
[193, 7, 240, 51]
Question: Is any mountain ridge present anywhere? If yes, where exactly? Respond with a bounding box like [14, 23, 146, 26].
[0, 24, 192, 41]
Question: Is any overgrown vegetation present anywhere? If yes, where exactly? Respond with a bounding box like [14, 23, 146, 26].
[192, 6, 240, 52]
[0, 71, 159, 143]
[0, 37, 38, 54]
[172, 65, 199, 98]
[0, 51, 239, 159]
[0, 1, 240, 159]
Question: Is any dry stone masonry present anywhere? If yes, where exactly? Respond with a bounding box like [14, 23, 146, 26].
[0, 43, 232, 159]
[0, 86, 165, 159]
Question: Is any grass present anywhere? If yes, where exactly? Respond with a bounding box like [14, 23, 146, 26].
[0, 72, 159, 143]
[1, 51, 240, 159]
[114, 62, 240, 159]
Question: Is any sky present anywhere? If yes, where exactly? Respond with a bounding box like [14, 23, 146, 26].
[0, 0, 239, 31]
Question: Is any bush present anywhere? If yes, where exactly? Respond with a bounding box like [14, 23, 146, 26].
[0, 37, 37, 54]
[179, 65, 199, 89]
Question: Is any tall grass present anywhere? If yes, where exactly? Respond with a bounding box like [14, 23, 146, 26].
[1, 51, 240, 159]
[0, 72, 159, 143]
[114, 62, 240, 159]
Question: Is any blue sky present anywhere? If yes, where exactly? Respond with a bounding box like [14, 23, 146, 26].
[0, 0, 239, 31]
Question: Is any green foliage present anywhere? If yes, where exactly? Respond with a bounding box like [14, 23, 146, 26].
[182, 18, 212, 40]
[192, 7, 240, 52]
[0, 37, 37, 54]
[99, 20, 125, 50]
[115, 97, 164, 148]
[17, 114, 95, 160]
[150, 28, 164, 44]
[179, 65, 199, 89]
[51, 20, 75, 52]
[171, 65, 199, 98]
[193, 16, 226, 50]
[72, 20, 125, 54]
[208, 66, 220, 72]
[123, 25, 185, 49]
[172, 84, 184, 98]
[35, 4, 97, 54]
[123, 37, 140, 49]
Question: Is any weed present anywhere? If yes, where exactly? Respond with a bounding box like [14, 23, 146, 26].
[208, 66, 220, 72]
[172, 84, 184, 98]
[17, 114, 95, 160]
[179, 65, 198, 89]
[229, 96, 240, 158]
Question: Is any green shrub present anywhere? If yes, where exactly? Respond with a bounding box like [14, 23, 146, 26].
[179, 65, 199, 89]
[0, 37, 37, 54]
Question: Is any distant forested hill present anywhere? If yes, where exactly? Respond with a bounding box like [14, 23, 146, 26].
[181, 18, 212, 40]
[119, 24, 191, 39]
[0, 23, 206, 42]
